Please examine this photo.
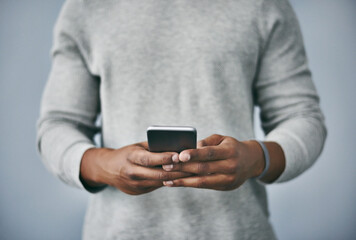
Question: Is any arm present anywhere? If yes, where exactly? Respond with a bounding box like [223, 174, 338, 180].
[80, 142, 192, 195]
[161, 0, 326, 189]
[37, 0, 191, 194]
[36, 0, 101, 191]
[253, 0, 327, 183]
[161, 135, 284, 189]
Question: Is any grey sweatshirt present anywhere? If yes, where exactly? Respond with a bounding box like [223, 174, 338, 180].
[36, 0, 327, 239]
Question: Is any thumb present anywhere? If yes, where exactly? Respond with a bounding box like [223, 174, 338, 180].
[137, 141, 149, 150]
[197, 134, 224, 148]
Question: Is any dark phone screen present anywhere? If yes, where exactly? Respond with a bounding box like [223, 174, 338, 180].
[147, 130, 196, 153]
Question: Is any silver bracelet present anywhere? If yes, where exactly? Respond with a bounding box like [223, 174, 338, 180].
[255, 140, 270, 180]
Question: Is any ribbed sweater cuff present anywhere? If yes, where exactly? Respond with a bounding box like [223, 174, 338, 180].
[62, 141, 96, 189]
[265, 129, 308, 183]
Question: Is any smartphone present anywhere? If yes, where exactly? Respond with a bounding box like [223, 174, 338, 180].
[147, 125, 197, 153]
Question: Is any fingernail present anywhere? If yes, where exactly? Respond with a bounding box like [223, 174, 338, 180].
[163, 181, 173, 187]
[172, 154, 179, 163]
[162, 164, 173, 171]
[180, 152, 190, 162]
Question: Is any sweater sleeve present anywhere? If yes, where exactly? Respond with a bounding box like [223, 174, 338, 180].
[36, 0, 103, 192]
[253, 0, 327, 183]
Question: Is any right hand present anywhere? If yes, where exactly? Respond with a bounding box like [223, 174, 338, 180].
[80, 142, 192, 195]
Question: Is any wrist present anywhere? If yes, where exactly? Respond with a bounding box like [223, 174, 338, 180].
[80, 147, 112, 188]
[243, 140, 265, 179]
[242, 140, 286, 183]
[260, 141, 286, 183]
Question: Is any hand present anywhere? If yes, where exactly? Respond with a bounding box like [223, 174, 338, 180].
[161, 134, 266, 191]
[80, 142, 192, 195]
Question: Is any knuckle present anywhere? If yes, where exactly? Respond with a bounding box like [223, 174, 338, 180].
[226, 163, 239, 175]
[225, 165, 236, 174]
[229, 159, 239, 171]
[126, 151, 134, 162]
[130, 180, 141, 188]
[229, 175, 239, 189]
[220, 176, 236, 191]
[213, 134, 224, 143]
[158, 171, 168, 180]
[140, 154, 150, 166]
[198, 140, 206, 147]
[225, 136, 235, 142]
[234, 160, 242, 172]
[228, 147, 236, 157]
[226, 175, 236, 184]
[197, 163, 209, 174]
[196, 178, 206, 188]
[125, 168, 136, 179]
[225, 136, 233, 141]
[230, 146, 239, 158]
[207, 148, 215, 160]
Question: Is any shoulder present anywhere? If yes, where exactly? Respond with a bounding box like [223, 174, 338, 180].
[256, 0, 300, 38]
[258, 0, 297, 25]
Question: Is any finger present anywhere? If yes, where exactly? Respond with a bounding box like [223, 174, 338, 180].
[197, 140, 205, 148]
[135, 142, 179, 164]
[121, 182, 161, 195]
[137, 141, 149, 150]
[163, 174, 233, 190]
[128, 148, 179, 166]
[162, 160, 236, 175]
[179, 145, 232, 162]
[130, 179, 164, 188]
[127, 165, 193, 181]
[199, 134, 225, 147]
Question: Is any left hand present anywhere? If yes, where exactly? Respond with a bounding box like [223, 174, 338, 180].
[161, 134, 265, 191]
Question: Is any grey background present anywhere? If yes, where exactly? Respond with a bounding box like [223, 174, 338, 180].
[0, 0, 355, 239]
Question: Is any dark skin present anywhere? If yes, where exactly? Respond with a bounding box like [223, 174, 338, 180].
[80, 142, 190, 195]
[80, 134, 285, 195]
